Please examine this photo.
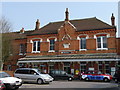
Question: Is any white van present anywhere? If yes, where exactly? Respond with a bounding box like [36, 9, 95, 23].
[14, 68, 53, 84]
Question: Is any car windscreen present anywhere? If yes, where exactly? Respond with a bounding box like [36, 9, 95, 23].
[0, 72, 11, 78]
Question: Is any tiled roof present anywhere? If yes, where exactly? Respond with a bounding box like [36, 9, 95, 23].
[13, 30, 34, 40]
[30, 17, 114, 35]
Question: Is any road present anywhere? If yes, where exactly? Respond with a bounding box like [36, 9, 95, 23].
[18, 80, 120, 90]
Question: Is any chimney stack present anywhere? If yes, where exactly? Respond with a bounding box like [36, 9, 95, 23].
[20, 27, 25, 33]
[111, 13, 115, 26]
[35, 19, 40, 30]
[65, 8, 69, 21]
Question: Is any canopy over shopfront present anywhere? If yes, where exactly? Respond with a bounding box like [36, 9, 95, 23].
[17, 53, 120, 64]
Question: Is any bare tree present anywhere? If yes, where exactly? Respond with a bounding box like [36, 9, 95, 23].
[0, 17, 13, 70]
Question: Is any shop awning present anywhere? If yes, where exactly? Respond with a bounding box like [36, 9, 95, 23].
[17, 53, 120, 64]
[17, 58, 120, 64]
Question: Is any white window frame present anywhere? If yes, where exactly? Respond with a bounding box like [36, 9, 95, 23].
[80, 37, 87, 51]
[96, 36, 108, 50]
[32, 41, 40, 53]
[77, 34, 88, 51]
[31, 38, 42, 53]
[47, 37, 57, 52]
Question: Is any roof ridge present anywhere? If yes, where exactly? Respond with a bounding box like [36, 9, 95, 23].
[50, 17, 96, 24]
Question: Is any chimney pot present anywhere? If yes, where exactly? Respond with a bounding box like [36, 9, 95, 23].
[20, 27, 25, 33]
[111, 13, 115, 26]
[65, 8, 69, 21]
[35, 19, 40, 30]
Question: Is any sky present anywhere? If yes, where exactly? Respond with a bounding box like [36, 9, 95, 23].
[1, 1, 120, 37]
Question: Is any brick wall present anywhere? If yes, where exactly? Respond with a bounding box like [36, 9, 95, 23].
[117, 38, 120, 55]
[25, 23, 117, 56]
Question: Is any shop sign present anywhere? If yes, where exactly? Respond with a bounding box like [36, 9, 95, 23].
[89, 68, 94, 71]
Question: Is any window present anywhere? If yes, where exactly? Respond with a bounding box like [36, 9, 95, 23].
[80, 37, 86, 50]
[20, 44, 24, 54]
[15, 70, 29, 74]
[19, 44, 26, 55]
[64, 62, 71, 74]
[30, 70, 37, 74]
[48, 39, 55, 52]
[97, 36, 107, 50]
[80, 62, 86, 73]
[49, 63, 54, 73]
[33, 41, 40, 52]
[98, 61, 103, 73]
[50, 39, 55, 50]
[105, 61, 110, 74]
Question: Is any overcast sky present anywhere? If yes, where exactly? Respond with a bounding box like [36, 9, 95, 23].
[1, 1, 119, 37]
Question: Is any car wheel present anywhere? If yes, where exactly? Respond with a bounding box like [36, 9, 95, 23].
[114, 78, 118, 83]
[103, 78, 109, 82]
[14, 87, 19, 90]
[68, 77, 72, 81]
[37, 79, 43, 84]
[85, 77, 89, 81]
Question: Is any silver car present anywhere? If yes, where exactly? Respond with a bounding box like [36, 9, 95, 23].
[14, 68, 53, 84]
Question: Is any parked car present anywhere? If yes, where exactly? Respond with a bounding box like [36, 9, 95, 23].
[0, 71, 22, 90]
[49, 70, 74, 81]
[14, 68, 53, 84]
[0, 80, 6, 90]
[81, 70, 112, 82]
[113, 71, 120, 83]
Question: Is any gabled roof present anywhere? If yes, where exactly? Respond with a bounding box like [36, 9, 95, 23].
[30, 17, 114, 36]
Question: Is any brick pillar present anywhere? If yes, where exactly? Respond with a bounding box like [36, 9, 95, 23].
[86, 62, 89, 71]
[59, 62, 63, 70]
[54, 62, 59, 70]
[74, 62, 80, 79]
[94, 61, 98, 71]
[45, 63, 48, 73]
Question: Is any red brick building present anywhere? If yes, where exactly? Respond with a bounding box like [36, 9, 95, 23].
[4, 8, 120, 77]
